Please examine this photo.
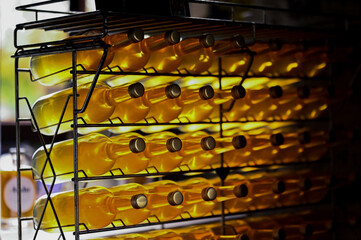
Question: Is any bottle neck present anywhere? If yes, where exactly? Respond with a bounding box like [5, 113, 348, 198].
[213, 36, 245, 55]
[109, 29, 144, 48]
[144, 84, 181, 106]
[179, 88, 203, 105]
[145, 31, 180, 52]
[107, 84, 143, 105]
[180, 35, 214, 54]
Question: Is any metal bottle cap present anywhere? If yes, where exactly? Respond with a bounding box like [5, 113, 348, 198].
[268, 39, 282, 51]
[270, 133, 284, 146]
[273, 180, 286, 194]
[199, 86, 215, 100]
[299, 178, 312, 191]
[166, 137, 182, 152]
[233, 35, 246, 48]
[298, 131, 311, 144]
[269, 86, 283, 98]
[128, 28, 144, 43]
[297, 86, 310, 99]
[129, 138, 146, 153]
[200, 34, 215, 48]
[233, 184, 248, 198]
[231, 85, 246, 99]
[201, 136, 216, 150]
[131, 194, 148, 209]
[168, 191, 183, 205]
[232, 135, 247, 149]
[273, 228, 286, 240]
[165, 84, 181, 99]
[201, 187, 217, 201]
[165, 30, 181, 45]
[128, 82, 145, 98]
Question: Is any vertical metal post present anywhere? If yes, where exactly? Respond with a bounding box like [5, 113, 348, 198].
[15, 57, 23, 240]
[218, 57, 226, 235]
[72, 51, 80, 240]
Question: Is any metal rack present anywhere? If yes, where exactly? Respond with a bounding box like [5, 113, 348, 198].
[12, 2, 347, 240]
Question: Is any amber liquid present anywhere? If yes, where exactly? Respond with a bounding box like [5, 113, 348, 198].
[209, 54, 250, 75]
[109, 183, 150, 225]
[179, 132, 215, 170]
[1, 171, 36, 220]
[298, 47, 328, 78]
[30, 35, 114, 86]
[144, 132, 183, 172]
[248, 43, 279, 77]
[110, 132, 149, 174]
[32, 133, 121, 182]
[179, 178, 216, 217]
[144, 43, 183, 73]
[32, 83, 132, 136]
[146, 180, 183, 221]
[33, 186, 117, 232]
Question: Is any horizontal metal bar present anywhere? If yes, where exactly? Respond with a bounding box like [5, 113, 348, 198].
[18, 118, 32, 122]
[15, 0, 66, 10]
[20, 217, 34, 222]
[19, 168, 33, 172]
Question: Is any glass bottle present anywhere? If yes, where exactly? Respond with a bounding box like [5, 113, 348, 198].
[33, 186, 148, 232]
[32, 82, 144, 136]
[178, 34, 215, 74]
[145, 180, 184, 221]
[32, 132, 146, 182]
[0, 148, 36, 229]
[30, 29, 144, 86]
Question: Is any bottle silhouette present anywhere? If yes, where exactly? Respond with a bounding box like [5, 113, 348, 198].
[180, 85, 246, 123]
[298, 46, 329, 78]
[179, 131, 216, 170]
[32, 82, 144, 135]
[178, 34, 215, 74]
[209, 35, 249, 75]
[109, 183, 150, 225]
[145, 180, 184, 221]
[143, 30, 182, 73]
[109, 132, 148, 174]
[178, 177, 217, 217]
[144, 230, 183, 240]
[272, 41, 308, 77]
[30, 29, 144, 86]
[144, 132, 183, 172]
[249, 39, 282, 77]
[33, 186, 148, 232]
[301, 130, 329, 162]
[32, 132, 146, 182]
[231, 219, 286, 240]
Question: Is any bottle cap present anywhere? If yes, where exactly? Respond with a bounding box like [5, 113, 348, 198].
[128, 28, 144, 43]
[165, 84, 181, 99]
[298, 131, 311, 144]
[199, 86, 214, 100]
[272, 180, 286, 194]
[231, 85, 246, 99]
[200, 34, 215, 48]
[232, 135, 247, 149]
[201, 136, 216, 150]
[128, 82, 145, 98]
[131, 194, 148, 209]
[268, 39, 282, 51]
[129, 138, 146, 153]
[270, 133, 284, 146]
[297, 86, 310, 99]
[301, 224, 313, 236]
[299, 177, 312, 190]
[273, 228, 286, 240]
[165, 30, 181, 45]
[233, 184, 248, 198]
[201, 187, 217, 201]
[166, 137, 182, 152]
[168, 191, 183, 205]
[237, 234, 249, 240]
[233, 35, 246, 48]
[269, 86, 283, 98]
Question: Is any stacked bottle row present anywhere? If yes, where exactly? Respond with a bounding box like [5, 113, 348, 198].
[93, 209, 333, 240]
[32, 126, 344, 182]
[33, 169, 334, 232]
[31, 80, 350, 136]
[30, 29, 351, 87]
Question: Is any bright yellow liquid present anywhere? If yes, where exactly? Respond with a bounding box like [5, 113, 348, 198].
[178, 47, 214, 74]
[110, 132, 149, 174]
[32, 133, 116, 183]
[109, 183, 150, 225]
[145, 132, 183, 172]
[179, 178, 216, 217]
[209, 55, 249, 75]
[146, 180, 183, 221]
[33, 186, 116, 232]
[144, 44, 183, 73]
